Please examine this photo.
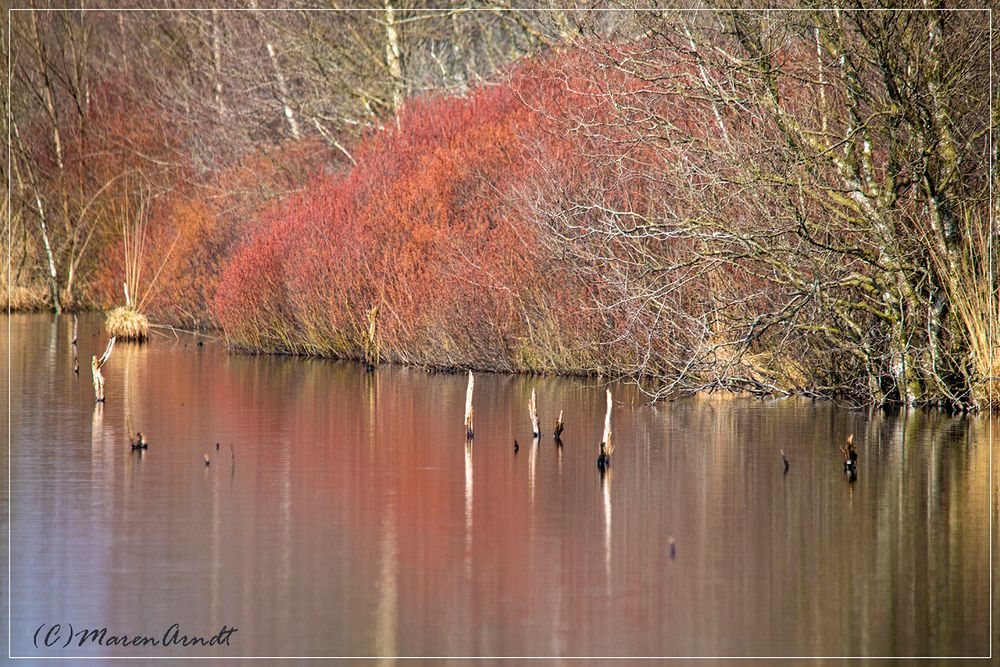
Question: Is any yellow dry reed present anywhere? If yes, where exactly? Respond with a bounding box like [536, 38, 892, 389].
[105, 306, 150, 342]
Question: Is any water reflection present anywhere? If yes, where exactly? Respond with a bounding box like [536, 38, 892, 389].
[375, 495, 398, 662]
[601, 470, 612, 597]
[6, 313, 993, 658]
[90, 402, 114, 493]
[528, 436, 538, 507]
[464, 441, 473, 579]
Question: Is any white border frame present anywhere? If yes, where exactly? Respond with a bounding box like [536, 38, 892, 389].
[4, 5, 995, 661]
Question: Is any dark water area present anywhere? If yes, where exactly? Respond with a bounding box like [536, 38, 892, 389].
[2, 313, 995, 659]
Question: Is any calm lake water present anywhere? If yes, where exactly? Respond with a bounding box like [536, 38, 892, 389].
[3, 313, 995, 658]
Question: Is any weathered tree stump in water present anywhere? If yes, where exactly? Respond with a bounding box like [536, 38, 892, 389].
[464, 370, 475, 440]
[841, 433, 858, 479]
[91, 337, 116, 402]
[597, 389, 613, 470]
[529, 388, 540, 439]
[554, 409, 564, 442]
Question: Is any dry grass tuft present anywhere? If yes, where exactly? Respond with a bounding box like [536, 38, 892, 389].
[106, 306, 150, 341]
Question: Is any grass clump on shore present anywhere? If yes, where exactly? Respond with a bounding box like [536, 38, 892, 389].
[106, 306, 149, 342]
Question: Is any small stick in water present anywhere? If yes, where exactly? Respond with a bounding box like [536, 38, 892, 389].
[597, 389, 613, 470]
[204, 454, 211, 466]
[513, 439, 520, 453]
[529, 388, 540, 439]
[780, 449, 789, 473]
[668, 537, 676, 560]
[71, 315, 79, 375]
[554, 409, 564, 442]
[464, 371, 475, 440]
[215, 442, 220, 451]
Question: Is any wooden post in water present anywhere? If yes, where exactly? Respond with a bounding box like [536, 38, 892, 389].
[91, 337, 116, 402]
[464, 371, 475, 440]
[529, 388, 540, 439]
[554, 409, 564, 442]
[597, 389, 613, 469]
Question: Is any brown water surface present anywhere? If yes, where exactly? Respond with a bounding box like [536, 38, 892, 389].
[3, 313, 994, 658]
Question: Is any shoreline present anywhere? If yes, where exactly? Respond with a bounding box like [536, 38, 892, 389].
[11, 309, 988, 414]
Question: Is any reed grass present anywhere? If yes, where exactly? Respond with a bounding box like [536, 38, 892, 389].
[931, 207, 998, 409]
[105, 180, 179, 341]
[106, 306, 150, 341]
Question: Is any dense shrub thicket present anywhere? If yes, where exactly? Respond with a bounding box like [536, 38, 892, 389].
[213, 80, 617, 373]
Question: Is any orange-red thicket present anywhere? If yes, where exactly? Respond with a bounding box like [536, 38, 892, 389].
[83, 75, 332, 326]
[213, 78, 612, 372]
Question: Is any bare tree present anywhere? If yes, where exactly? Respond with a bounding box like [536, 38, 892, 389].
[524, 7, 993, 409]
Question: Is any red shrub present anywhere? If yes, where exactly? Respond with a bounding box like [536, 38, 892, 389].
[213, 76, 606, 370]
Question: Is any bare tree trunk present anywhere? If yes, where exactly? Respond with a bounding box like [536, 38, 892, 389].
[11, 120, 61, 312]
[211, 9, 226, 120]
[265, 41, 301, 140]
[117, 13, 128, 75]
[814, 27, 828, 135]
[29, 9, 64, 172]
[684, 22, 730, 148]
[246, 1, 300, 139]
[28, 8, 78, 308]
[922, 10, 964, 281]
[30, 9, 74, 271]
[384, 0, 404, 116]
[35, 197, 60, 312]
